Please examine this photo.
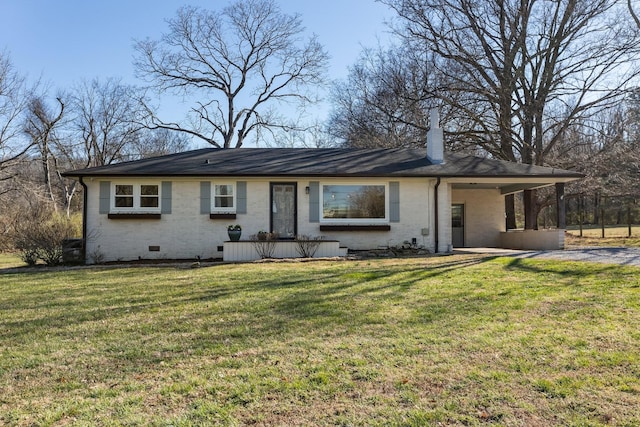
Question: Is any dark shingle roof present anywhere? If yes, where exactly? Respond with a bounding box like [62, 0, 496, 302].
[63, 147, 583, 179]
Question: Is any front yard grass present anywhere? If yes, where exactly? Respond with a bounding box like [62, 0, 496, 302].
[0, 252, 22, 269]
[1, 255, 639, 426]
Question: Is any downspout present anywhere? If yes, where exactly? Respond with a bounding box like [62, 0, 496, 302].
[434, 177, 441, 254]
[79, 176, 88, 264]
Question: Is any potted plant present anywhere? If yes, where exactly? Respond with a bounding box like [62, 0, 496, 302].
[227, 224, 242, 241]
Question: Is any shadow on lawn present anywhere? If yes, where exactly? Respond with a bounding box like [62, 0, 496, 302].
[255, 255, 499, 331]
[0, 286, 238, 342]
[252, 253, 637, 339]
[0, 254, 559, 342]
[504, 255, 626, 279]
[0, 255, 501, 367]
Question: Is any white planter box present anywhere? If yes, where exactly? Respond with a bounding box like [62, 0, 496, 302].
[223, 240, 347, 261]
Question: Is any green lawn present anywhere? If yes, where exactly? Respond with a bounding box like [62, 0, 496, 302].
[0, 253, 22, 269]
[1, 255, 639, 426]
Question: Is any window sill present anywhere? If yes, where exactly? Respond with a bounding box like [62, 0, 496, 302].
[210, 213, 237, 220]
[319, 224, 390, 231]
[108, 213, 162, 220]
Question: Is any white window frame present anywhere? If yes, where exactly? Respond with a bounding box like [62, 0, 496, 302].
[111, 182, 161, 213]
[211, 182, 236, 213]
[319, 182, 389, 223]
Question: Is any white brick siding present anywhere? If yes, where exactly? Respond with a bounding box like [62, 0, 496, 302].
[84, 177, 440, 262]
[451, 188, 505, 248]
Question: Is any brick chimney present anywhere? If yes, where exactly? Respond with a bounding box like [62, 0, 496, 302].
[426, 109, 444, 164]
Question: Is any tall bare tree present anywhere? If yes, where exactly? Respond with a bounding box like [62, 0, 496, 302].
[24, 96, 65, 209]
[71, 78, 145, 167]
[22, 94, 89, 217]
[329, 43, 437, 148]
[134, 0, 329, 148]
[0, 52, 31, 184]
[382, 0, 640, 228]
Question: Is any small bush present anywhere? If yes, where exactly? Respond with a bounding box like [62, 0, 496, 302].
[18, 248, 39, 267]
[295, 235, 324, 258]
[13, 206, 79, 266]
[250, 233, 278, 259]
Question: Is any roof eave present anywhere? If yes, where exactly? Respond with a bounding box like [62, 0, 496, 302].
[62, 172, 585, 180]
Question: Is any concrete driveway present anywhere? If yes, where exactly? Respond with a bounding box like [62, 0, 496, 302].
[455, 247, 640, 267]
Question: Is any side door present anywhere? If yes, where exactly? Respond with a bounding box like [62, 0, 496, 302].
[451, 203, 465, 247]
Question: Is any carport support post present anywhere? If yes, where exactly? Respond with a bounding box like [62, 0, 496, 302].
[556, 183, 566, 229]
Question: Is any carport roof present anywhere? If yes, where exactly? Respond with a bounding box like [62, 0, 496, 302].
[64, 147, 584, 184]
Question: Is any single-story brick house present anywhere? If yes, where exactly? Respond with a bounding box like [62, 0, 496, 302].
[64, 115, 582, 263]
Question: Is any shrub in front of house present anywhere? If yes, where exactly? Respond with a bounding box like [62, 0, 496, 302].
[295, 235, 324, 258]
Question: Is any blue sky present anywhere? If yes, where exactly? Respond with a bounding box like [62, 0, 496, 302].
[0, 0, 393, 130]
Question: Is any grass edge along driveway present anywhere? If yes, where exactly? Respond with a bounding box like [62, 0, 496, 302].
[1, 254, 639, 426]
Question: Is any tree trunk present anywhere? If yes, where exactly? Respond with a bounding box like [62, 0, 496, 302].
[41, 147, 58, 211]
[579, 194, 584, 236]
[524, 189, 537, 230]
[556, 183, 566, 229]
[505, 194, 517, 229]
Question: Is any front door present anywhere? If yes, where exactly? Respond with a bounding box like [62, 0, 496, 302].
[271, 183, 297, 238]
[452, 203, 465, 247]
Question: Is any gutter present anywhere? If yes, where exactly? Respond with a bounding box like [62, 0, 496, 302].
[434, 177, 440, 254]
[79, 176, 88, 264]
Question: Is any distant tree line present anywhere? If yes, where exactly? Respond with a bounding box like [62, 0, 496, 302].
[0, 71, 191, 215]
[0, 65, 192, 256]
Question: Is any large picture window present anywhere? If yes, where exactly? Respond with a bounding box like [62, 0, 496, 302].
[112, 183, 160, 212]
[322, 184, 386, 220]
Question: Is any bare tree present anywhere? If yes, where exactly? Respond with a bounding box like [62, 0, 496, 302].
[514, 0, 639, 166]
[0, 52, 31, 182]
[382, 0, 530, 161]
[9, 78, 170, 220]
[22, 94, 88, 217]
[127, 128, 191, 159]
[71, 78, 145, 167]
[560, 101, 640, 196]
[268, 118, 334, 148]
[134, 0, 329, 148]
[329, 44, 438, 148]
[628, 87, 640, 145]
[23, 96, 65, 209]
[382, 0, 640, 228]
